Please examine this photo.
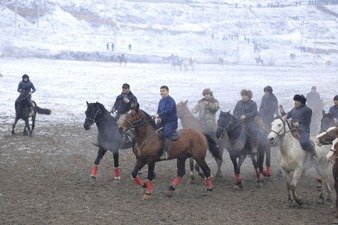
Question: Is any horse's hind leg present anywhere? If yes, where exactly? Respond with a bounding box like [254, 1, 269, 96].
[167, 157, 186, 197]
[91, 147, 107, 178]
[113, 152, 121, 180]
[195, 159, 213, 191]
[315, 163, 332, 203]
[23, 118, 30, 136]
[30, 114, 36, 136]
[215, 142, 225, 178]
[132, 159, 147, 188]
[11, 117, 19, 135]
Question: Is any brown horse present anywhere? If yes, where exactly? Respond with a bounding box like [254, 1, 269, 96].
[118, 104, 222, 199]
[176, 100, 226, 178]
[317, 126, 338, 223]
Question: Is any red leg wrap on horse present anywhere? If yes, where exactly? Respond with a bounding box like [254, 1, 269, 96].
[205, 176, 213, 189]
[134, 176, 144, 186]
[267, 166, 272, 176]
[91, 165, 98, 177]
[172, 177, 182, 187]
[114, 167, 121, 179]
[146, 180, 154, 194]
[235, 173, 241, 183]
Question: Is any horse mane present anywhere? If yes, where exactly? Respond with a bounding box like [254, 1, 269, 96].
[140, 109, 159, 130]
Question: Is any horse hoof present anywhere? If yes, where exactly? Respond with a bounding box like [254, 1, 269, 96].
[142, 193, 152, 200]
[11, 130, 15, 135]
[91, 175, 96, 179]
[114, 176, 121, 180]
[332, 218, 338, 224]
[295, 199, 303, 205]
[207, 187, 213, 191]
[256, 182, 263, 188]
[165, 190, 174, 197]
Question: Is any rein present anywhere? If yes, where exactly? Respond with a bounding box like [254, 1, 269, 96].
[218, 116, 241, 137]
[270, 117, 290, 136]
[86, 106, 103, 123]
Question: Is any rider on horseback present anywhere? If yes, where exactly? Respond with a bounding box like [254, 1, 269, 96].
[110, 83, 138, 145]
[280, 94, 317, 161]
[259, 86, 278, 129]
[154, 85, 178, 160]
[233, 89, 259, 155]
[329, 95, 338, 125]
[16, 74, 36, 107]
[192, 88, 220, 137]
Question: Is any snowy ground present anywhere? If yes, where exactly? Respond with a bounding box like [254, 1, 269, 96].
[0, 58, 337, 134]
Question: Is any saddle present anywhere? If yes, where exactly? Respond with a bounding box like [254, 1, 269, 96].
[290, 122, 315, 150]
[158, 129, 181, 141]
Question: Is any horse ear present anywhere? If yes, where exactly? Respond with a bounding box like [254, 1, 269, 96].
[86, 101, 89, 106]
[135, 103, 140, 111]
[227, 110, 231, 114]
[184, 99, 188, 105]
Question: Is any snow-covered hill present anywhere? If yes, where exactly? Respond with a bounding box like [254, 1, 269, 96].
[0, 0, 337, 65]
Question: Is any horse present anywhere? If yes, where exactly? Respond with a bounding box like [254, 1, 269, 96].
[84, 102, 133, 180]
[215, 111, 270, 188]
[267, 116, 332, 206]
[255, 57, 264, 65]
[117, 54, 127, 66]
[176, 100, 226, 178]
[320, 111, 336, 133]
[317, 127, 338, 223]
[118, 104, 222, 199]
[171, 59, 183, 70]
[11, 91, 51, 136]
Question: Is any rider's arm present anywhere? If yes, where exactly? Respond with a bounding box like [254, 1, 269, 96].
[17, 82, 22, 93]
[206, 99, 220, 113]
[244, 101, 257, 119]
[30, 82, 36, 93]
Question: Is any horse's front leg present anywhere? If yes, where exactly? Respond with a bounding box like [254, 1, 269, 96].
[11, 117, 19, 135]
[263, 145, 272, 177]
[143, 161, 156, 200]
[113, 152, 121, 180]
[215, 141, 225, 178]
[230, 153, 242, 189]
[167, 157, 187, 197]
[132, 159, 147, 188]
[23, 118, 30, 136]
[290, 168, 303, 205]
[91, 147, 107, 178]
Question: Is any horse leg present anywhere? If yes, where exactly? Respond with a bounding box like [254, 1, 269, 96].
[333, 162, 338, 220]
[215, 141, 225, 178]
[167, 157, 186, 197]
[11, 117, 19, 135]
[290, 168, 303, 205]
[132, 159, 147, 188]
[30, 114, 36, 136]
[263, 145, 272, 177]
[195, 159, 213, 191]
[23, 118, 30, 136]
[91, 147, 106, 178]
[230, 154, 242, 188]
[188, 158, 196, 184]
[282, 169, 294, 207]
[113, 152, 121, 180]
[315, 163, 332, 203]
[143, 161, 156, 200]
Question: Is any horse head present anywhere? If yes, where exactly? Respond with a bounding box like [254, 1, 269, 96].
[316, 126, 338, 146]
[118, 103, 145, 133]
[84, 101, 103, 130]
[176, 100, 190, 118]
[215, 110, 234, 139]
[267, 116, 289, 145]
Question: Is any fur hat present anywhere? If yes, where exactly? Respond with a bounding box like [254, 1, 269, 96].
[293, 94, 306, 104]
[240, 89, 253, 99]
[263, 86, 273, 93]
[311, 86, 316, 91]
[334, 95, 338, 101]
[122, 83, 130, 89]
[202, 88, 213, 96]
[22, 74, 29, 79]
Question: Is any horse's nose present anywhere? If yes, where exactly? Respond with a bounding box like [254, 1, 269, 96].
[268, 137, 274, 143]
[84, 124, 90, 130]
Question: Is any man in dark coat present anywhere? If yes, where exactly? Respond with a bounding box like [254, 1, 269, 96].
[329, 95, 338, 124]
[233, 89, 258, 154]
[259, 86, 278, 128]
[306, 86, 323, 134]
[111, 83, 138, 124]
[154, 85, 178, 160]
[16, 74, 36, 106]
[282, 94, 317, 160]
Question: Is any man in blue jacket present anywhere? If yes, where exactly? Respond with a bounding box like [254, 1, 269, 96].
[282, 94, 317, 160]
[154, 85, 178, 160]
[329, 95, 338, 125]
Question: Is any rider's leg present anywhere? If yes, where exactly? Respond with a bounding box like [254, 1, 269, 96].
[300, 131, 317, 161]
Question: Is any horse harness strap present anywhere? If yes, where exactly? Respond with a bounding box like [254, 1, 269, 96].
[86, 107, 103, 123]
[134, 128, 163, 154]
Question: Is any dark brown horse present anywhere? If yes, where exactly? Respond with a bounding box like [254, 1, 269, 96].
[317, 126, 338, 223]
[118, 104, 222, 199]
[176, 100, 226, 178]
[12, 91, 51, 136]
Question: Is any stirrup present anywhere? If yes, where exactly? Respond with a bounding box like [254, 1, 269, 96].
[160, 151, 169, 160]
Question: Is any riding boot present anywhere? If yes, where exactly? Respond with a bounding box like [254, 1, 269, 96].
[160, 138, 171, 160]
[306, 145, 318, 162]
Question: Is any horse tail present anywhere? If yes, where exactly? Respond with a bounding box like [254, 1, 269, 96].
[204, 133, 222, 161]
[36, 106, 51, 115]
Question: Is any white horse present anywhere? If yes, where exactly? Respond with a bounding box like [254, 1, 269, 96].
[267, 116, 332, 206]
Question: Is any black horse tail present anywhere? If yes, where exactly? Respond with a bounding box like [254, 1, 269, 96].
[36, 106, 51, 115]
[204, 133, 222, 161]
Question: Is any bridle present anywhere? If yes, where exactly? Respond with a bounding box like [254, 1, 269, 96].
[269, 117, 289, 137]
[122, 110, 146, 130]
[217, 115, 241, 137]
[86, 106, 102, 123]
